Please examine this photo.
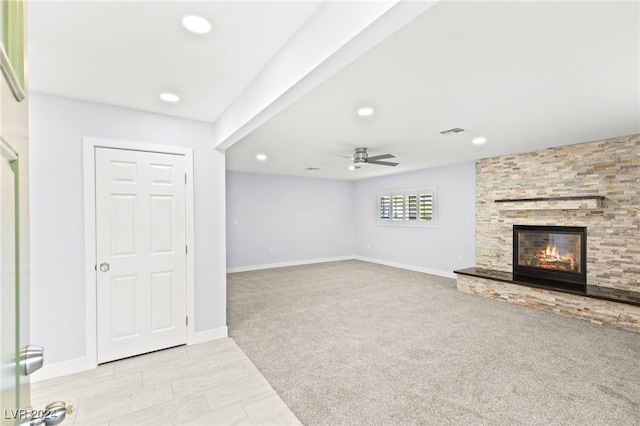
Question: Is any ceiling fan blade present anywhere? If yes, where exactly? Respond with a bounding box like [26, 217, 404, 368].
[367, 154, 395, 161]
[368, 160, 399, 167]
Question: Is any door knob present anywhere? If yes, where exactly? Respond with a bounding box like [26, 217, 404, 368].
[19, 345, 44, 375]
[99, 262, 110, 272]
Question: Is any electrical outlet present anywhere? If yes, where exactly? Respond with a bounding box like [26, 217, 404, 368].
[457, 254, 462, 261]
[269, 248, 274, 254]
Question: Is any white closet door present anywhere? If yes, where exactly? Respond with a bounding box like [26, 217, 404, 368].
[95, 147, 187, 363]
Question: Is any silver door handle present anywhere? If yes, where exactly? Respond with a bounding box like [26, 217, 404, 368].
[99, 262, 110, 272]
[19, 345, 44, 376]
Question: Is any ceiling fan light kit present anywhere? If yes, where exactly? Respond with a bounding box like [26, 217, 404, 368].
[353, 147, 368, 164]
[351, 147, 399, 167]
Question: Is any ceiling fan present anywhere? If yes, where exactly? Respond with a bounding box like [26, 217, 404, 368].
[340, 147, 399, 167]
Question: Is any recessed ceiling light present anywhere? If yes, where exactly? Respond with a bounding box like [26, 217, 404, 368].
[256, 154, 267, 161]
[159, 93, 180, 103]
[472, 137, 487, 145]
[357, 107, 374, 117]
[182, 15, 212, 34]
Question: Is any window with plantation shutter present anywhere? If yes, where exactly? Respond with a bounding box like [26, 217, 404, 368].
[392, 195, 404, 220]
[380, 196, 391, 220]
[419, 193, 433, 220]
[407, 195, 418, 220]
[378, 187, 436, 228]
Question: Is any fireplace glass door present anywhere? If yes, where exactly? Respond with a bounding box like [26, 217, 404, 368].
[513, 225, 586, 286]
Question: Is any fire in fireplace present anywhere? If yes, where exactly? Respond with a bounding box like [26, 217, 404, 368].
[513, 225, 587, 289]
[525, 241, 577, 272]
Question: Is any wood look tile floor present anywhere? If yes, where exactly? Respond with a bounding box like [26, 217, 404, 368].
[31, 338, 302, 426]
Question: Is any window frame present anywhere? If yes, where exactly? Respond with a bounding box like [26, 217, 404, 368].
[377, 187, 437, 228]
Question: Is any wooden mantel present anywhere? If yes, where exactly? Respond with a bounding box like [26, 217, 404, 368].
[494, 195, 604, 211]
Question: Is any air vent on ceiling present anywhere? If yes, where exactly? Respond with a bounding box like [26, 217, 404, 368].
[305, 167, 320, 171]
[439, 127, 466, 135]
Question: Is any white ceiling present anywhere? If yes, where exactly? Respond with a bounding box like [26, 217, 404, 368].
[27, 0, 321, 122]
[28, 1, 639, 181]
[227, 0, 640, 180]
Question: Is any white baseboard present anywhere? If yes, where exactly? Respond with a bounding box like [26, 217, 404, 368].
[31, 326, 229, 382]
[30, 356, 92, 383]
[227, 256, 355, 273]
[354, 256, 457, 279]
[194, 326, 228, 344]
[227, 255, 456, 279]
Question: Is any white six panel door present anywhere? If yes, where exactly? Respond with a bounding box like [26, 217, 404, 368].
[96, 147, 187, 363]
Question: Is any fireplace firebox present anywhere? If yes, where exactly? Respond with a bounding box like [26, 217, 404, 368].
[513, 225, 586, 290]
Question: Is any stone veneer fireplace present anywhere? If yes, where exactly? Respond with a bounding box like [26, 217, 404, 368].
[455, 134, 640, 333]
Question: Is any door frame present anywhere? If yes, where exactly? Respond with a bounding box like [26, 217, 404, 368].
[83, 137, 195, 368]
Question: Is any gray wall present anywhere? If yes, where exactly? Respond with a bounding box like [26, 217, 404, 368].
[353, 162, 476, 275]
[227, 162, 476, 276]
[226, 171, 354, 269]
[29, 93, 227, 364]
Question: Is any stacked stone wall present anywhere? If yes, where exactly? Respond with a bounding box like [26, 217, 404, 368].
[476, 134, 640, 293]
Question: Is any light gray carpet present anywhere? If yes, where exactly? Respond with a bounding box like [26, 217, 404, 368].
[227, 260, 640, 425]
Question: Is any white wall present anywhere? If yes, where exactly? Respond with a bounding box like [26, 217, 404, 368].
[226, 171, 354, 270]
[353, 162, 475, 276]
[226, 162, 475, 276]
[29, 93, 226, 364]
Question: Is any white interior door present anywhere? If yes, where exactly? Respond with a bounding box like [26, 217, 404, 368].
[96, 147, 187, 364]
